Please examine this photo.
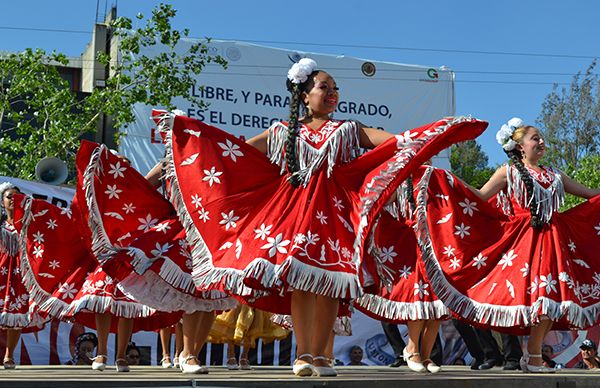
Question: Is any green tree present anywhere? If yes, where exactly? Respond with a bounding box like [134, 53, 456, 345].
[0, 3, 226, 180]
[561, 154, 600, 210]
[537, 60, 600, 171]
[450, 140, 495, 188]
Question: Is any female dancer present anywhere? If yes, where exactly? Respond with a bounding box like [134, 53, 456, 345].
[71, 140, 236, 373]
[415, 117, 600, 373]
[155, 58, 487, 377]
[0, 182, 45, 369]
[354, 165, 448, 373]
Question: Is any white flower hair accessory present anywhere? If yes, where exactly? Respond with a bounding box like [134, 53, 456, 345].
[287, 58, 318, 84]
[0, 182, 16, 200]
[496, 117, 525, 151]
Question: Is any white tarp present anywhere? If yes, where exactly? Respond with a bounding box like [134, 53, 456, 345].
[120, 40, 455, 174]
[0, 176, 75, 206]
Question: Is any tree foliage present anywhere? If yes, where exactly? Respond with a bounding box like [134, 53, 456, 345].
[0, 3, 226, 180]
[561, 154, 600, 210]
[450, 140, 495, 188]
[537, 60, 600, 171]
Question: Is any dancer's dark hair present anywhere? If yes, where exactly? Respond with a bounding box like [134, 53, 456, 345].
[285, 70, 319, 187]
[505, 147, 543, 229]
[0, 185, 20, 224]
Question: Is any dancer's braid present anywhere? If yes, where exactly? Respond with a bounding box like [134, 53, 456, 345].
[506, 149, 543, 229]
[405, 176, 416, 214]
[285, 82, 302, 187]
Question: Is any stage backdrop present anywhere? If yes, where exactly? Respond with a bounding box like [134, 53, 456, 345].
[119, 40, 456, 175]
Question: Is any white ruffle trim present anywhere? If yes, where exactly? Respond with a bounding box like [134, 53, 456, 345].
[354, 293, 450, 321]
[117, 271, 236, 314]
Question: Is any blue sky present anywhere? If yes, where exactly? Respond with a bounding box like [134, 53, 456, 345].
[1, 0, 598, 167]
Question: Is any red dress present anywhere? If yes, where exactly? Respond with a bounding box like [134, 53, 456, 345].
[0, 220, 45, 331]
[158, 113, 487, 314]
[415, 165, 600, 334]
[354, 166, 451, 322]
[13, 194, 181, 333]
[74, 140, 235, 314]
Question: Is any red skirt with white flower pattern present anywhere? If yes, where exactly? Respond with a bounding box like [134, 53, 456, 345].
[159, 113, 487, 314]
[72, 140, 236, 314]
[354, 167, 451, 323]
[415, 167, 600, 334]
[13, 195, 182, 333]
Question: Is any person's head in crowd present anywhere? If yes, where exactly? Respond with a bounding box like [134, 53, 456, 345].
[71, 332, 98, 365]
[542, 344, 553, 359]
[126, 342, 141, 366]
[580, 339, 598, 360]
[541, 344, 556, 368]
[0, 182, 20, 222]
[347, 345, 365, 365]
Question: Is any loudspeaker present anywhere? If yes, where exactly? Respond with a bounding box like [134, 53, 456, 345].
[35, 157, 68, 185]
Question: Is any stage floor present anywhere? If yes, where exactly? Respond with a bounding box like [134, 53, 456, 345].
[0, 365, 598, 388]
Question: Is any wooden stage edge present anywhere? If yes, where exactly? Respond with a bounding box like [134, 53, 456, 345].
[0, 365, 597, 388]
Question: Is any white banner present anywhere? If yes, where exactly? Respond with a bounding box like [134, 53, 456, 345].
[0, 176, 75, 207]
[120, 40, 455, 175]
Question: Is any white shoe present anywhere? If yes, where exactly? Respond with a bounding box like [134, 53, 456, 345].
[91, 355, 107, 371]
[160, 356, 174, 368]
[526, 354, 555, 373]
[313, 356, 337, 377]
[423, 359, 441, 373]
[403, 347, 426, 373]
[173, 356, 180, 369]
[519, 356, 529, 373]
[180, 355, 208, 374]
[239, 358, 253, 370]
[226, 357, 239, 370]
[292, 353, 314, 377]
[3, 358, 16, 370]
[115, 358, 130, 372]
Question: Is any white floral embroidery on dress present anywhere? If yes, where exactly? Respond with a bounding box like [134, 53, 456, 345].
[458, 198, 478, 216]
[138, 214, 158, 232]
[454, 223, 471, 239]
[568, 240, 576, 252]
[443, 245, 456, 257]
[520, 262, 530, 277]
[316, 211, 328, 225]
[46, 219, 58, 229]
[122, 203, 136, 214]
[108, 161, 126, 179]
[260, 233, 290, 258]
[218, 139, 244, 162]
[58, 282, 77, 300]
[60, 207, 72, 218]
[104, 184, 122, 199]
[413, 280, 429, 299]
[498, 250, 517, 270]
[449, 257, 461, 270]
[48, 260, 60, 270]
[539, 274, 557, 294]
[472, 253, 487, 269]
[220, 210, 240, 230]
[379, 246, 397, 264]
[32, 245, 44, 258]
[203, 166, 223, 186]
[254, 223, 273, 240]
[399, 265, 412, 279]
[32, 231, 44, 244]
